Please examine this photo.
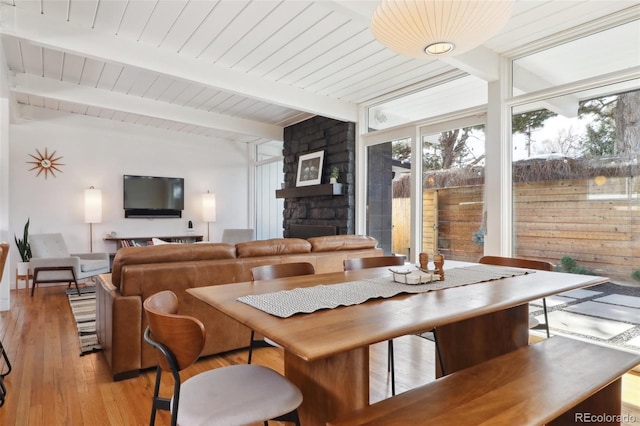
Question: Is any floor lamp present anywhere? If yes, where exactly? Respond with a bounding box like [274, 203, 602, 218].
[202, 192, 216, 242]
[84, 186, 102, 253]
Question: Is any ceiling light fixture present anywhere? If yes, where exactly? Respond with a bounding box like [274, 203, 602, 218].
[371, 0, 516, 58]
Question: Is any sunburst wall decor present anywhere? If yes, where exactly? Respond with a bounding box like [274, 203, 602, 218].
[27, 148, 65, 179]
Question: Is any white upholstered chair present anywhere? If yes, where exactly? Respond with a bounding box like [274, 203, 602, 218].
[29, 233, 110, 296]
[221, 228, 255, 245]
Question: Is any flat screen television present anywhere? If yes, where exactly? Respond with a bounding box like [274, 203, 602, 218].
[123, 175, 184, 218]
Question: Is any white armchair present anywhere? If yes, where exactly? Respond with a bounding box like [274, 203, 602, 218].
[29, 233, 110, 296]
[221, 229, 255, 245]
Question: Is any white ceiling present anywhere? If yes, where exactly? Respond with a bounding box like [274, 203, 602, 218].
[1, 0, 638, 145]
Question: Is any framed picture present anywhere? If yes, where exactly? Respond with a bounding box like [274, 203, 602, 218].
[296, 150, 324, 187]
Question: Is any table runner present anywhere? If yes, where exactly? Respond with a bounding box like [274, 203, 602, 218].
[237, 264, 532, 318]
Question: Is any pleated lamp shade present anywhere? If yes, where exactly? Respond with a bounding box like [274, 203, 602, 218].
[371, 0, 516, 58]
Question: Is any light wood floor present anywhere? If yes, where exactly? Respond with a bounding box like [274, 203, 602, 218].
[0, 285, 638, 425]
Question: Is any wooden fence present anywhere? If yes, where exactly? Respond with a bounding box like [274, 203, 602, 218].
[392, 176, 639, 283]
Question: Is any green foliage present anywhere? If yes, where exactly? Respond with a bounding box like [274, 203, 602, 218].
[14, 218, 32, 262]
[512, 109, 557, 136]
[423, 153, 443, 170]
[391, 139, 411, 163]
[632, 270, 640, 282]
[392, 126, 484, 172]
[330, 167, 340, 179]
[579, 96, 617, 157]
[512, 109, 557, 158]
[560, 256, 577, 271]
[583, 123, 616, 156]
[558, 256, 593, 275]
[511, 109, 558, 135]
[471, 226, 484, 247]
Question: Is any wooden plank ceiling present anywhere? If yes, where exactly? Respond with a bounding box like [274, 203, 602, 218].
[0, 0, 637, 144]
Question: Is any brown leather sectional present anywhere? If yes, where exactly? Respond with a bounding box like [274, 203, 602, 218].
[96, 235, 382, 381]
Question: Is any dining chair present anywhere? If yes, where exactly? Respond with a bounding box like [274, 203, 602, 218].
[248, 262, 316, 364]
[479, 255, 554, 338]
[343, 255, 405, 271]
[143, 290, 302, 426]
[343, 255, 405, 396]
[0, 242, 13, 407]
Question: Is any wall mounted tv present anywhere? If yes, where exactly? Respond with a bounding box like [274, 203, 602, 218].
[123, 175, 184, 218]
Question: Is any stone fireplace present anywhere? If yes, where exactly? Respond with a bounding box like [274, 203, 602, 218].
[281, 116, 355, 237]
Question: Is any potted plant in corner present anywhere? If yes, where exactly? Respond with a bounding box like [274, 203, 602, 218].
[14, 218, 32, 276]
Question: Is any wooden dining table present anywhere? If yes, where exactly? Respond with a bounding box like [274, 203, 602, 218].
[187, 262, 608, 426]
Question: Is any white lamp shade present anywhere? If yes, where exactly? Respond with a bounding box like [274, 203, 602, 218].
[202, 193, 216, 223]
[84, 187, 102, 224]
[371, 0, 515, 58]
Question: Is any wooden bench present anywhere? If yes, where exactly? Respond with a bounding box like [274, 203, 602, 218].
[328, 336, 640, 426]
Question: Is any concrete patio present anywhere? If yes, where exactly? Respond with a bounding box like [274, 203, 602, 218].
[531, 282, 640, 356]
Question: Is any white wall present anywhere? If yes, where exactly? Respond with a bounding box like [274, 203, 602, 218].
[0, 43, 10, 310]
[8, 106, 250, 289]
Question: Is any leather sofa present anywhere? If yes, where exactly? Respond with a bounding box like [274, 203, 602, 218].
[96, 235, 382, 381]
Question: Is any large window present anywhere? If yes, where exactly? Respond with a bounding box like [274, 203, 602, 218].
[363, 116, 486, 262]
[420, 123, 485, 262]
[361, 19, 639, 271]
[367, 75, 487, 131]
[509, 17, 639, 284]
[512, 85, 639, 283]
[513, 20, 639, 96]
[363, 74, 488, 261]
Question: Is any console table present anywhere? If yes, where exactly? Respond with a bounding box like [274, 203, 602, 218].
[105, 235, 203, 251]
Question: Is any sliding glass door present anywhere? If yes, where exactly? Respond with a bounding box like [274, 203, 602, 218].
[366, 139, 411, 256]
[420, 123, 486, 262]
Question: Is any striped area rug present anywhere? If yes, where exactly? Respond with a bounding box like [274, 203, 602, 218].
[67, 286, 101, 355]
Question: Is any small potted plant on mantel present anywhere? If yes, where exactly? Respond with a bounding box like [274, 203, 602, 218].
[14, 218, 32, 276]
[330, 167, 340, 184]
[330, 166, 343, 195]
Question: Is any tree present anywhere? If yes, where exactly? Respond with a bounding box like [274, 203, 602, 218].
[439, 128, 471, 169]
[579, 96, 616, 156]
[614, 91, 640, 154]
[540, 126, 583, 157]
[512, 109, 557, 157]
[391, 139, 411, 163]
[392, 127, 483, 171]
[422, 140, 443, 170]
[579, 90, 640, 157]
[391, 138, 445, 170]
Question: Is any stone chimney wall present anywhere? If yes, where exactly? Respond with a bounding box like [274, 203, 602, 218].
[282, 116, 355, 236]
